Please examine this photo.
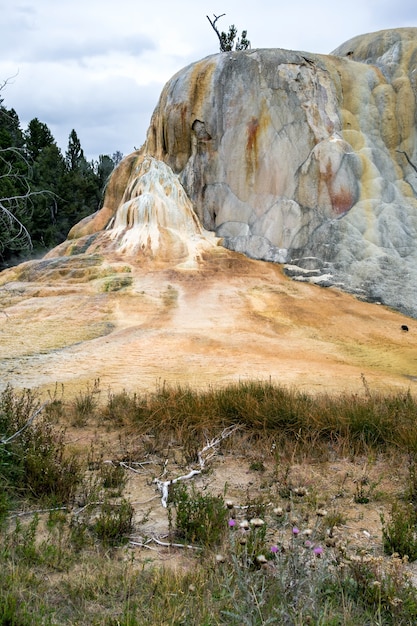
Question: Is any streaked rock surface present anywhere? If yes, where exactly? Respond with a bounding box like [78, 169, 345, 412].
[132, 27, 417, 317]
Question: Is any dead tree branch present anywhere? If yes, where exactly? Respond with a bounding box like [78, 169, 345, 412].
[130, 534, 201, 550]
[0, 402, 47, 445]
[7, 505, 67, 519]
[153, 424, 240, 507]
[206, 13, 226, 50]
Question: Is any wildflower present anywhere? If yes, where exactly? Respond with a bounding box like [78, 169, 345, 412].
[316, 508, 328, 517]
[270, 544, 279, 553]
[188, 584, 196, 592]
[292, 526, 300, 536]
[239, 520, 250, 529]
[302, 528, 312, 536]
[215, 554, 226, 563]
[313, 546, 323, 557]
[273, 506, 284, 516]
[250, 518, 265, 527]
[304, 540, 313, 548]
[228, 519, 236, 527]
[256, 554, 268, 564]
[226, 500, 234, 509]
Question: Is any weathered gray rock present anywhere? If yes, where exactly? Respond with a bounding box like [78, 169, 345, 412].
[140, 27, 417, 316]
[69, 27, 417, 317]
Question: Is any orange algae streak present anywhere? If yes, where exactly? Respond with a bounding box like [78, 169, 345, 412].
[189, 60, 216, 114]
[246, 116, 260, 176]
[330, 186, 354, 215]
[245, 103, 271, 184]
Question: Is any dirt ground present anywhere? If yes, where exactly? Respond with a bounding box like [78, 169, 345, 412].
[63, 418, 417, 586]
[1, 245, 416, 399]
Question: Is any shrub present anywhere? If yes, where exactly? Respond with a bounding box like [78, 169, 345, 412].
[100, 462, 127, 493]
[381, 502, 417, 561]
[0, 385, 82, 507]
[170, 483, 228, 547]
[71, 379, 100, 426]
[92, 499, 134, 547]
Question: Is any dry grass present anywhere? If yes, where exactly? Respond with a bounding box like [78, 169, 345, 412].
[2, 380, 417, 624]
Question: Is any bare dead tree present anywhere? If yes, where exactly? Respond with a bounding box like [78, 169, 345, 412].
[0, 77, 55, 262]
[0, 148, 35, 257]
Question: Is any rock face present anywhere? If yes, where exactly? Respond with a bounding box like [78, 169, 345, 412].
[135, 27, 417, 317]
[56, 27, 417, 317]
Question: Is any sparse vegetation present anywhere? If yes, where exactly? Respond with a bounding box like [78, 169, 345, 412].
[169, 482, 228, 547]
[2, 379, 417, 623]
[207, 13, 250, 52]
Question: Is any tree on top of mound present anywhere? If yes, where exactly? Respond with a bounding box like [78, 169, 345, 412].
[207, 14, 250, 52]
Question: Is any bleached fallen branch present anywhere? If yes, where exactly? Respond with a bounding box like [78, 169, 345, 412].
[72, 501, 104, 516]
[0, 402, 47, 445]
[119, 461, 142, 474]
[197, 424, 240, 469]
[129, 541, 158, 551]
[129, 535, 201, 551]
[154, 470, 201, 508]
[119, 461, 154, 474]
[130, 495, 160, 505]
[150, 536, 201, 550]
[7, 505, 67, 519]
[154, 424, 240, 507]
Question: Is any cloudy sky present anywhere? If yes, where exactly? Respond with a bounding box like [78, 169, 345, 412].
[1, 0, 416, 161]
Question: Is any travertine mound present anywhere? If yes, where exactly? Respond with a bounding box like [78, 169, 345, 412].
[50, 155, 218, 269]
[120, 27, 417, 317]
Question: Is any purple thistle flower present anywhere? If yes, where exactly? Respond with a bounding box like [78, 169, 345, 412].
[270, 545, 279, 553]
[228, 519, 236, 527]
[292, 526, 300, 535]
[304, 540, 313, 548]
[314, 546, 324, 556]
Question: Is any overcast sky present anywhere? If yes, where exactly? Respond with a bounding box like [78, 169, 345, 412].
[1, 1, 416, 161]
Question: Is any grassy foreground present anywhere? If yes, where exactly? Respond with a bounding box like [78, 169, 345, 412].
[1, 379, 417, 624]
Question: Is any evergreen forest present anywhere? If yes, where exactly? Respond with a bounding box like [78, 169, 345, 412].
[0, 94, 123, 268]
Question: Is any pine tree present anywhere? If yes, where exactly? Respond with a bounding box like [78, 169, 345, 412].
[207, 14, 250, 52]
[0, 86, 123, 265]
[65, 129, 85, 172]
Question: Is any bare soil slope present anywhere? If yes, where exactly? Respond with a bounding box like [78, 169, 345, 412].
[1, 245, 416, 397]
